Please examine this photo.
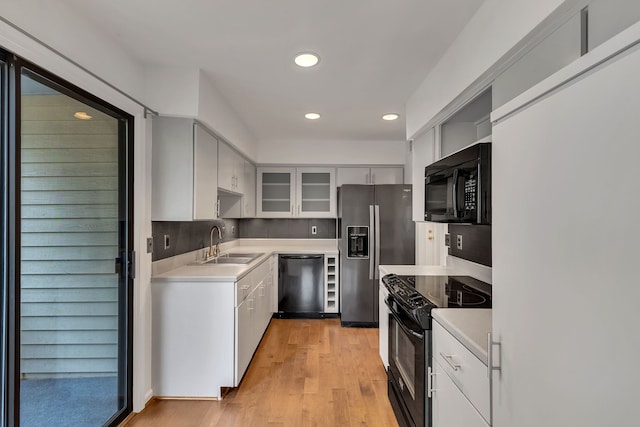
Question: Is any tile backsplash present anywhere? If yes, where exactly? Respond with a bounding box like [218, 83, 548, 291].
[152, 219, 238, 261]
[447, 224, 492, 267]
[239, 219, 336, 239]
[152, 218, 336, 261]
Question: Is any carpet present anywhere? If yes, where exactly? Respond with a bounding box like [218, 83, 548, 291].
[20, 377, 119, 427]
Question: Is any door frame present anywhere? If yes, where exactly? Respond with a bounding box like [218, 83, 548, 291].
[2, 49, 135, 427]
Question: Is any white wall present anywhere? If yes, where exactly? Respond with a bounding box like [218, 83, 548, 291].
[256, 139, 406, 165]
[197, 71, 258, 161]
[142, 67, 258, 161]
[143, 66, 200, 117]
[1, 0, 145, 102]
[405, 0, 565, 139]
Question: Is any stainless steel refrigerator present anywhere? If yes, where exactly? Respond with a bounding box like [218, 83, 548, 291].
[338, 184, 415, 326]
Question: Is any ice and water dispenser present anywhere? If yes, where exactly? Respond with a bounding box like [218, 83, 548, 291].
[347, 226, 369, 258]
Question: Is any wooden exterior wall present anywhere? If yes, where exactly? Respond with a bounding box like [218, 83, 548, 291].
[20, 93, 120, 379]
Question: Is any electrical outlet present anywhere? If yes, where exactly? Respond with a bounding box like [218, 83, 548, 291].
[311, 225, 317, 235]
[456, 234, 463, 250]
[164, 234, 170, 250]
[146, 238, 153, 253]
[231, 225, 236, 236]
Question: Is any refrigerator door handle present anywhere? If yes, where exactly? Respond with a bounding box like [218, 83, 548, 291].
[369, 205, 375, 280]
[374, 205, 380, 280]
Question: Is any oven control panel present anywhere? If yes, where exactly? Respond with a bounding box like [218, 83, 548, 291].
[382, 274, 434, 329]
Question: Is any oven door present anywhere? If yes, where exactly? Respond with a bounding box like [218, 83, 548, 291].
[387, 302, 429, 427]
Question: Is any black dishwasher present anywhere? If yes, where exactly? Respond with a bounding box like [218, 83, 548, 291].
[277, 254, 324, 318]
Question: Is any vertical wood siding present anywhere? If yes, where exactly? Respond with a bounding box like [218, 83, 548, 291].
[20, 94, 120, 379]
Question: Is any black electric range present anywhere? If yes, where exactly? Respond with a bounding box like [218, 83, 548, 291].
[382, 274, 492, 327]
[382, 274, 491, 427]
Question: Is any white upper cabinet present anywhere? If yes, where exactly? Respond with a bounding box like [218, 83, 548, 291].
[370, 167, 404, 185]
[411, 129, 435, 222]
[243, 160, 256, 217]
[193, 125, 219, 220]
[296, 167, 336, 218]
[257, 167, 295, 217]
[257, 167, 336, 218]
[218, 142, 244, 194]
[336, 166, 403, 186]
[152, 117, 218, 221]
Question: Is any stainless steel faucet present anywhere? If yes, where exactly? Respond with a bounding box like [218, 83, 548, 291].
[208, 225, 222, 259]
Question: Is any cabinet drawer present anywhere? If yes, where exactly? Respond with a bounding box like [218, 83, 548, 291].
[432, 357, 490, 427]
[252, 259, 270, 283]
[236, 274, 253, 305]
[433, 320, 490, 423]
[236, 258, 270, 305]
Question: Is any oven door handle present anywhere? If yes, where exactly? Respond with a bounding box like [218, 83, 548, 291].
[389, 309, 424, 340]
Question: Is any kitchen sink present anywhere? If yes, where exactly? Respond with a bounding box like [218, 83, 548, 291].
[222, 252, 264, 259]
[191, 252, 264, 265]
[203, 257, 254, 264]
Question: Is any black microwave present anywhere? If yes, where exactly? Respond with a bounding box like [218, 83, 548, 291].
[424, 142, 491, 224]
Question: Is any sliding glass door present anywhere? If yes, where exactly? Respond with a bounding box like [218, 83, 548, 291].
[1, 52, 134, 427]
[1, 51, 8, 427]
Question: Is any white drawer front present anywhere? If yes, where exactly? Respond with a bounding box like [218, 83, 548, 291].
[253, 259, 270, 284]
[236, 273, 253, 305]
[236, 259, 271, 305]
[433, 320, 490, 423]
[432, 358, 490, 427]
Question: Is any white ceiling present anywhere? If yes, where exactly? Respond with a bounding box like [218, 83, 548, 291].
[64, 0, 484, 143]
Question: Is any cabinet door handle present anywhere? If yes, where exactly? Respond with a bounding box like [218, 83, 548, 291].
[440, 352, 460, 371]
[488, 332, 501, 376]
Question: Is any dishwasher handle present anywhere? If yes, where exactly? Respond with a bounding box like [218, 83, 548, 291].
[280, 255, 323, 260]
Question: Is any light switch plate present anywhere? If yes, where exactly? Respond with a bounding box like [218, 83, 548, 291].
[146, 238, 153, 253]
[164, 234, 170, 249]
[311, 225, 317, 235]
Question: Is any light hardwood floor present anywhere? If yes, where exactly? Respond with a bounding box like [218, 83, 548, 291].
[124, 318, 398, 427]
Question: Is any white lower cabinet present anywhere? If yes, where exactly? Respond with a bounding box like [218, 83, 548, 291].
[432, 357, 490, 427]
[152, 257, 273, 398]
[432, 319, 490, 426]
[235, 288, 255, 384]
[378, 280, 389, 368]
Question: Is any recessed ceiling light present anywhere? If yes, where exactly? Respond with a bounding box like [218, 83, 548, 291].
[294, 52, 320, 68]
[305, 112, 321, 120]
[382, 113, 399, 121]
[74, 111, 92, 120]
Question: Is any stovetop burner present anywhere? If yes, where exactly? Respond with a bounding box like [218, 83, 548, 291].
[382, 274, 492, 328]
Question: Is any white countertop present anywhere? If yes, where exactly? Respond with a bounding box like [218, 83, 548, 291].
[432, 308, 492, 365]
[152, 239, 338, 282]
